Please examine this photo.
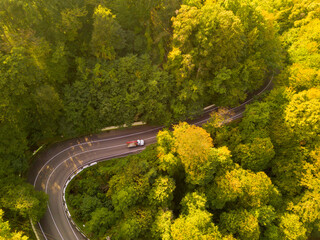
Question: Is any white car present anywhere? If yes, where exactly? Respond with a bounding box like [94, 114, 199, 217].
[126, 140, 145, 148]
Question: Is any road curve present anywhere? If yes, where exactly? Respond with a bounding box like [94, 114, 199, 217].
[28, 76, 273, 240]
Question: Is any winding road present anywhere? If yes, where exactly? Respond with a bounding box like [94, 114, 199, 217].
[28, 76, 273, 240]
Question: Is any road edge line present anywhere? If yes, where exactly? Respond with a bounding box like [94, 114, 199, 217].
[30, 218, 41, 240]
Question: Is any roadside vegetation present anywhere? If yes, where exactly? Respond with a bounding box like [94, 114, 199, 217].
[0, 0, 319, 239]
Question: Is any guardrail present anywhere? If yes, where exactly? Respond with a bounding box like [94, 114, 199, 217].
[62, 162, 98, 239]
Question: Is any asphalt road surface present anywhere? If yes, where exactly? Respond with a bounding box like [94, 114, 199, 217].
[28, 76, 273, 240]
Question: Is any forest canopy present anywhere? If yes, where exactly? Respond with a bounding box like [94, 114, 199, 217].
[0, 0, 320, 239]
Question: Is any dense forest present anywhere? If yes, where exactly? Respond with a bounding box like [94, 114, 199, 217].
[0, 0, 319, 239]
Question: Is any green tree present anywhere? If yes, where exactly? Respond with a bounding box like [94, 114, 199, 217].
[86, 208, 117, 239]
[279, 213, 307, 240]
[285, 88, 320, 143]
[288, 147, 320, 233]
[0, 209, 28, 240]
[0, 123, 28, 177]
[59, 7, 88, 42]
[234, 137, 275, 171]
[288, 18, 320, 68]
[173, 122, 215, 185]
[262, 224, 281, 240]
[78, 195, 102, 221]
[157, 129, 182, 176]
[203, 107, 234, 139]
[64, 54, 175, 131]
[171, 208, 222, 240]
[90, 5, 125, 60]
[106, 0, 180, 61]
[0, 177, 48, 222]
[220, 208, 260, 240]
[63, 77, 100, 135]
[286, 63, 320, 91]
[168, 0, 279, 113]
[239, 101, 272, 140]
[212, 168, 276, 209]
[148, 176, 175, 207]
[180, 191, 207, 215]
[151, 210, 173, 240]
[31, 85, 63, 140]
[168, 2, 246, 109]
[271, 146, 305, 197]
[252, 205, 277, 227]
[110, 207, 153, 240]
[111, 186, 139, 214]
